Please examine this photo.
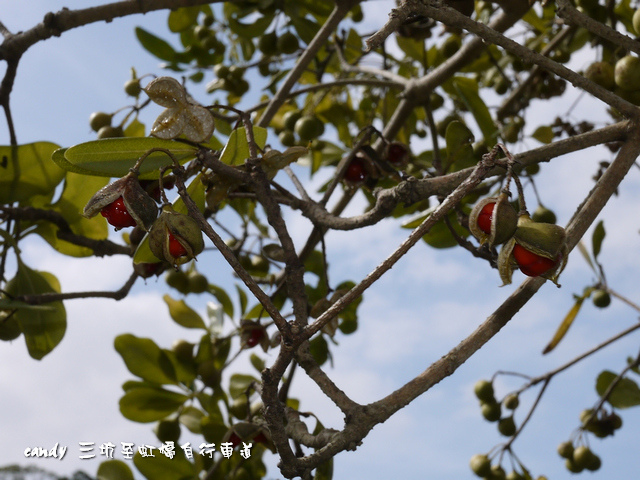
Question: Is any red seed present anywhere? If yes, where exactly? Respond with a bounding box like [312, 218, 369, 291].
[168, 231, 188, 258]
[344, 157, 368, 184]
[477, 202, 495, 234]
[100, 197, 136, 229]
[512, 244, 559, 277]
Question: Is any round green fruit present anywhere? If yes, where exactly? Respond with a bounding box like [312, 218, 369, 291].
[187, 271, 209, 293]
[258, 31, 278, 56]
[282, 110, 303, 131]
[503, 393, 519, 410]
[165, 269, 190, 294]
[474, 379, 495, 402]
[279, 129, 296, 147]
[481, 401, 501, 422]
[0, 313, 21, 341]
[124, 79, 142, 97]
[557, 441, 574, 459]
[469, 454, 491, 477]
[277, 31, 299, 54]
[614, 55, 640, 91]
[633, 9, 640, 36]
[572, 445, 593, 469]
[531, 205, 557, 224]
[89, 112, 112, 132]
[97, 125, 123, 138]
[172, 339, 194, 363]
[497, 416, 516, 436]
[154, 419, 181, 443]
[592, 289, 611, 308]
[490, 464, 506, 480]
[585, 62, 615, 90]
[294, 115, 324, 142]
[214, 64, 230, 79]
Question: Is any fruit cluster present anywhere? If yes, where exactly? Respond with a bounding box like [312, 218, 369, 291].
[474, 380, 518, 437]
[83, 172, 204, 268]
[557, 442, 601, 473]
[277, 109, 325, 147]
[166, 268, 209, 295]
[341, 142, 412, 187]
[469, 192, 567, 285]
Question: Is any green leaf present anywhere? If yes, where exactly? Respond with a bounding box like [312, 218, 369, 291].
[592, 220, 605, 259]
[219, 126, 268, 166]
[208, 284, 234, 319]
[522, 8, 547, 32]
[0, 142, 64, 204]
[250, 353, 265, 373]
[167, 6, 200, 32]
[542, 297, 584, 354]
[97, 459, 135, 480]
[236, 285, 248, 316]
[596, 370, 640, 409]
[60, 137, 197, 177]
[179, 405, 204, 434]
[35, 172, 109, 257]
[444, 120, 475, 170]
[119, 385, 188, 422]
[135, 27, 178, 62]
[403, 207, 470, 249]
[532, 125, 554, 144]
[133, 448, 197, 480]
[451, 77, 497, 145]
[5, 262, 66, 360]
[163, 295, 207, 329]
[228, 12, 273, 38]
[289, 15, 319, 46]
[229, 373, 258, 399]
[114, 334, 178, 385]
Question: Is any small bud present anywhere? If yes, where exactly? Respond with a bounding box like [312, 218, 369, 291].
[469, 193, 518, 246]
[83, 172, 158, 231]
[148, 205, 204, 266]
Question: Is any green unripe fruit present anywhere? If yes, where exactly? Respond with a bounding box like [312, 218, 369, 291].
[154, 419, 181, 443]
[214, 64, 230, 79]
[531, 205, 557, 224]
[565, 458, 584, 473]
[172, 339, 194, 363]
[572, 445, 592, 469]
[586, 452, 601, 471]
[165, 269, 190, 294]
[350, 5, 364, 22]
[506, 472, 525, 480]
[124, 79, 142, 97]
[585, 62, 615, 90]
[258, 31, 278, 56]
[490, 464, 506, 480]
[429, 92, 445, 110]
[202, 13, 214, 27]
[97, 125, 124, 138]
[0, 312, 21, 341]
[592, 289, 611, 308]
[503, 393, 519, 410]
[194, 25, 211, 40]
[557, 441, 574, 459]
[633, 9, 640, 36]
[474, 379, 495, 402]
[441, 35, 461, 58]
[614, 55, 640, 91]
[294, 115, 324, 142]
[525, 163, 540, 175]
[481, 401, 501, 422]
[277, 31, 299, 54]
[228, 65, 245, 80]
[283, 110, 303, 131]
[279, 129, 296, 147]
[89, 112, 112, 132]
[187, 271, 208, 293]
[469, 454, 492, 477]
[497, 416, 516, 436]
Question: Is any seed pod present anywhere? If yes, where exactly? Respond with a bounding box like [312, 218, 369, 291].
[469, 193, 518, 246]
[83, 171, 158, 231]
[148, 205, 204, 266]
[513, 214, 566, 259]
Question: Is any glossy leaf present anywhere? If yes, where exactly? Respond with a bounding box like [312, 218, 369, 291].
[135, 27, 178, 62]
[451, 77, 497, 145]
[119, 385, 188, 422]
[531, 125, 554, 144]
[219, 126, 268, 166]
[179, 405, 204, 434]
[208, 284, 234, 319]
[596, 370, 640, 409]
[114, 334, 178, 385]
[445, 121, 475, 170]
[542, 297, 584, 354]
[133, 447, 197, 480]
[163, 295, 207, 329]
[35, 172, 109, 257]
[5, 262, 66, 360]
[592, 220, 605, 259]
[167, 6, 200, 32]
[229, 373, 258, 399]
[59, 137, 197, 177]
[0, 142, 64, 204]
[97, 459, 135, 480]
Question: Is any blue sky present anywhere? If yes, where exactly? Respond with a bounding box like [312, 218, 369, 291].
[1, 1, 640, 479]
